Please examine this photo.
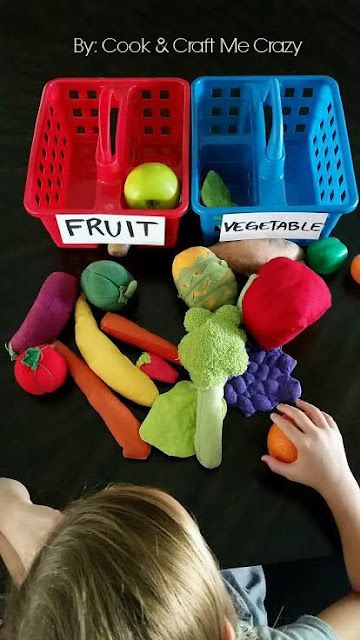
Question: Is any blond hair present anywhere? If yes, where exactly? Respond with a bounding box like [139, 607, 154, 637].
[5, 484, 236, 640]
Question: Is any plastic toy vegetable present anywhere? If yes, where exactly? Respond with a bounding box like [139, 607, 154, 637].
[241, 257, 332, 350]
[14, 345, 67, 396]
[172, 246, 238, 311]
[140, 381, 197, 458]
[75, 295, 158, 407]
[178, 305, 248, 469]
[210, 239, 304, 275]
[136, 352, 179, 383]
[201, 170, 236, 207]
[306, 237, 348, 275]
[54, 341, 150, 460]
[7, 272, 78, 360]
[350, 254, 360, 284]
[100, 313, 179, 363]
[81, 260, 137, 311]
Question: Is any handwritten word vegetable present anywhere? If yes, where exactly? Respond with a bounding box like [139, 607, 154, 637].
[7, 272, 78, 360]
[75, 296, 158, 407]
[14, 345, 67, 396]
[101, 313, 179, 363]
[54, 341, 150, 460]
[136, 352, 179, 383]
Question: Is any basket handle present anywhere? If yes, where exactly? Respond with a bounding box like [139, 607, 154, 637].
[257, 79, 285, 175]
[95, 87, 123, 183]
[254, 78, 287, 206]
[265, 79, 284, 162]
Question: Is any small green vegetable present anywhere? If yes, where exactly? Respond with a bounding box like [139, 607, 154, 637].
[81, 260, 137, 311]
[140, 381, 197, 458]
[201, 170, 237, 207]
[306, 237, 348, 275]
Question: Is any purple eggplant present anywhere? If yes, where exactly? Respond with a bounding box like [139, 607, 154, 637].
[7, 272, 78, 359]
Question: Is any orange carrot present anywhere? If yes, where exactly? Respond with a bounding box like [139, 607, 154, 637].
[53, 341, 151, 460]
[100, 313, 179, 363]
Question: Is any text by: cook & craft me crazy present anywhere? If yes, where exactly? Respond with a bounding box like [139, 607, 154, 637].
[73, 37, 303, 57]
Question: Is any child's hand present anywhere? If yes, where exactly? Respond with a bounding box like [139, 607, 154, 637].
[261, 399, 352, 496]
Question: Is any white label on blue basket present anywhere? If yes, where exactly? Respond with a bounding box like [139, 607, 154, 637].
[56, 214, 166, 245]
[219, 212, 328, 242]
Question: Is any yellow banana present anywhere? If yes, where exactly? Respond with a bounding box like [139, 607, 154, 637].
[75, 295, 158, 407]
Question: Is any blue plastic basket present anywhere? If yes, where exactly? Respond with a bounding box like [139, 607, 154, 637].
[191, 76, 358, 244]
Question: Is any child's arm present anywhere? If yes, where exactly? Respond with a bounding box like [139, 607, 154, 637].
[262, 399, 360, 640]
[0, 478, 62, 584]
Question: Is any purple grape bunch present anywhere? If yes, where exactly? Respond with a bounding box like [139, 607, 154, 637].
[225, 341, 301, 417]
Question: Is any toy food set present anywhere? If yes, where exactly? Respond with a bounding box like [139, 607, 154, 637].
[24, 78, 190, 248]
[192, 76, 358, 244]
[11, 237, 360, 469]
[8, 75, 359, 470]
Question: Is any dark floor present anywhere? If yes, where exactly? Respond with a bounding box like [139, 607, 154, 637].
[264, 555, 350, 626]
[0, 553, 350, 628]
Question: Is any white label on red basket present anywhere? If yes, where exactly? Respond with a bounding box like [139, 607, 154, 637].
[56, 214, 166, 245]
[219, 212, 328, 242]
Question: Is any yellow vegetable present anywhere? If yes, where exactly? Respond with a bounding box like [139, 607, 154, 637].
[75, 295, 158, 407]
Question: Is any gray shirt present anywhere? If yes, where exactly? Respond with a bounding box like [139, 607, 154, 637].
[222, 568, 338, 640]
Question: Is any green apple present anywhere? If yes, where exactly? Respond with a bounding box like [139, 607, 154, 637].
[124, 162, 179, 209]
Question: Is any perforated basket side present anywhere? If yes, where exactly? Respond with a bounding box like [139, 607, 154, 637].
[24, 81, 73, 216]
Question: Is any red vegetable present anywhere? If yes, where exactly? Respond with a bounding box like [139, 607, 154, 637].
[100, 313, 179, 363]
[14, 345, 67, 395]
[53, 341, 151, 460]
[7, 272, 78, 360]
[136, 352, 179, 384]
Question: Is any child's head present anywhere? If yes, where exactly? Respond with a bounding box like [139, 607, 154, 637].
[5, 484, 236, 640]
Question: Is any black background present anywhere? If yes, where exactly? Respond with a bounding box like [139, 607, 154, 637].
[1, 0, 360, 568]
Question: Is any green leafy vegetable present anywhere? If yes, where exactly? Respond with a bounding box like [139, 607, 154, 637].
[200, 170, 236, 207]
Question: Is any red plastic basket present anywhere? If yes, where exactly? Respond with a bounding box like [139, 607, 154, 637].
[24, 77, 190, 248]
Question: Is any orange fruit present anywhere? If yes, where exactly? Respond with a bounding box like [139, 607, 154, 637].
[267, 423, 297, 463]
[350, 254, 360, 284]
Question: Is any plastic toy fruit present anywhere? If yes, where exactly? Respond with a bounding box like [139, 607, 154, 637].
[124, 162, 179, 209]
[14, 345, 67, 396]
[267, 422, 297, 463]
[350, 254, 360, 284]
[81, 260, 137, 312]
[307, 237, 348, 275]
